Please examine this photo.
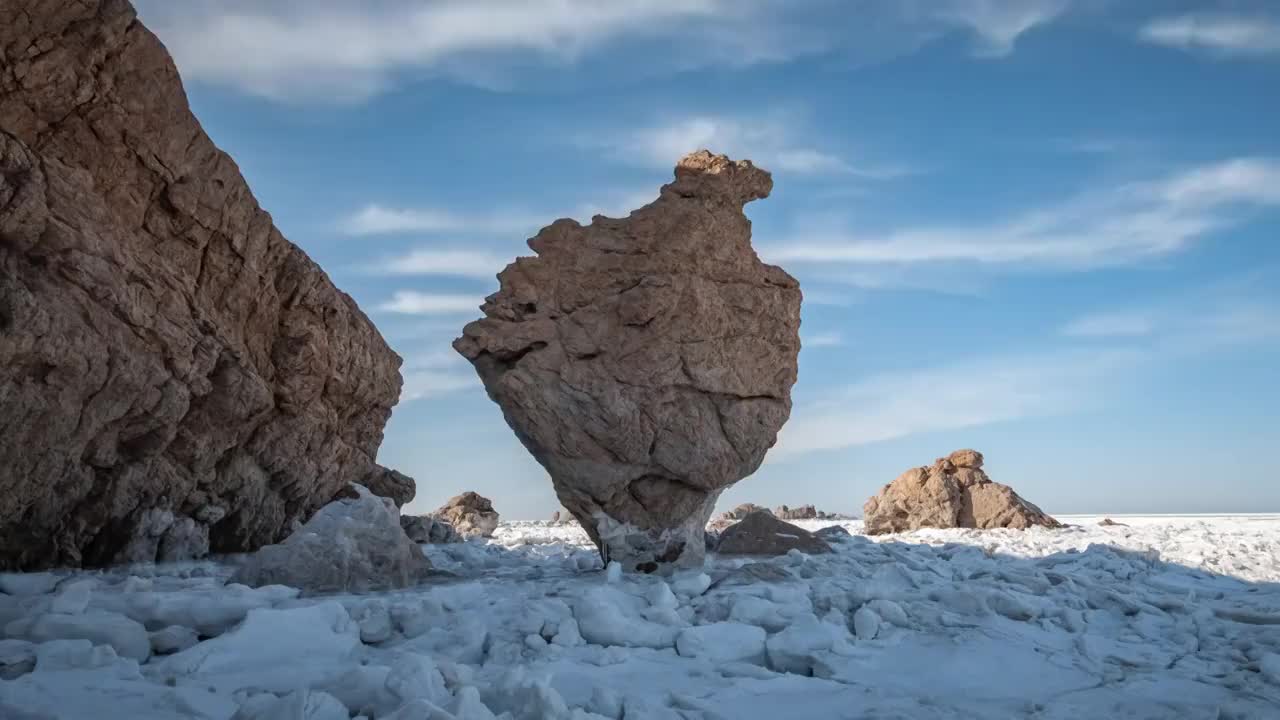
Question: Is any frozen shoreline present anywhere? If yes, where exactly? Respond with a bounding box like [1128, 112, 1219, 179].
[3, 515, 1279, 718]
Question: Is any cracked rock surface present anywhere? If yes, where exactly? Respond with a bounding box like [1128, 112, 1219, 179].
[0, 0, 406, 569]
[455, 150, 801, 572]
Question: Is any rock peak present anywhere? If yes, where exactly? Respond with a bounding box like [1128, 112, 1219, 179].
[668, 150, 772, 205]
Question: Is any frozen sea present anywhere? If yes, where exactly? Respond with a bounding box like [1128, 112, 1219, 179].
[2, 514, 1278, 719]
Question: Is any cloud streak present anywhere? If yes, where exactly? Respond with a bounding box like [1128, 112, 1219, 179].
[136, 0, 1079, 103]
[1140, 14, 1280, 57]
[377, 291, 483, 315]
[764, 157, 1280, 270]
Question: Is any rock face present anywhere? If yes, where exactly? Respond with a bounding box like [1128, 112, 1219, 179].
[232, 485, 431, 594]
[0, 1, 407, 569]
[716, 511, 831, 556]
[454, 151, 802, 572]
[433, 492, 499, 539]
[862, 450, 1061, 535]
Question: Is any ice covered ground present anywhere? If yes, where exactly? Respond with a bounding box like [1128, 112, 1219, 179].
[3, 515, 1279, 719]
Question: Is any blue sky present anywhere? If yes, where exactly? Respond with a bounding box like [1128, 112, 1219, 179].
[134, 0, 1280, 518]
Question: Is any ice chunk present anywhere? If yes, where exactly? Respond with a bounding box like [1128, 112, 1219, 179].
[318, 665, 399, 718]
[353, 600, 393, 644]
[853, 606, 881, 641]
[233, 690, 349, 720]
[552, 617, 585, 647]
[675, 622, 767, 664]
[386, 654, 451, 707]
[150, 625, 199, 655]
[765, 613, 845, 675]
[49, 579, 93, 615]
[728, 596, 789, 633]
[604, 561, 622, 584]
[670, 571, 712, 598]
[0, 572, 62, 597]
[574, 588, 677, 649]
[1259, 653, 1280, 685]
[151, 601, 359, 693]
[0, 638, 36, 679]
[6, 610, 150, 661]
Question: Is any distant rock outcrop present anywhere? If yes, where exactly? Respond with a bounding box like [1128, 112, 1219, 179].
[716, 510, 831, 556]
[708, 503, 772, 531]
[433, 492, 499, 539]
[232, 485, 432, 594]
[862, 450, 1061, 535]
[455, 151, 801, 572]
[0, 1, 407, 570]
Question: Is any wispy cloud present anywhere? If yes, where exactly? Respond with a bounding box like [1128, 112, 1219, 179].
[377, 291, 482, 315]
[772, 348, 1138, 459]
[342, 204, 543, 236]
[1061, 280, 1280, 348]
[803, 331, 846, 348]
[400, 349, 477, 401]
[590, 114, 908, 178]
[136, 0, 1076, 103]
[1060, 310, 1155, 338]
[764, 157, 1280, 270]
[1140, 14, 1280, 57]
[364, 249, 512, 279]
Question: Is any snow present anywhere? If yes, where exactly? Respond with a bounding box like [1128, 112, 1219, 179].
[1, 514, 1278, 718]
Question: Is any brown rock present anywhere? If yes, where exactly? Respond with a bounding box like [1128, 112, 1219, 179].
[360, 466, 416, 508]
[717, 511, 831, 556]
[862, 450, 1060, 535]
[433, 492, 499, 538]
[0, 1, 407, 569]
[454, 150, 801, 571]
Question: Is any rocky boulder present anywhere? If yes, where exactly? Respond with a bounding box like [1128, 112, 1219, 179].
[716, 510, 831, 556]
[708, 503, 773, 531]
[0, 1, 407, 570]
[401, 515, 462, 544]
[433, 492, 499, 538]
[232, 485, 431, 594]
[773, 504, 818, 520]
[454, 150, 801, 572]
[862, 450, 1061, 535]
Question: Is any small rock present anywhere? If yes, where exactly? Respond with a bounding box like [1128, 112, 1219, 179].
[432, 492, 500, 539]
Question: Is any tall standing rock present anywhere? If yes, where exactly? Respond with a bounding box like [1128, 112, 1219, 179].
[0, 1, 408, 569]
[455, 150, 802, 572]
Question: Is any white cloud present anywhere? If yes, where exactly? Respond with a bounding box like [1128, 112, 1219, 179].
[592, 114, 910, 178]
[342, 204, 544, 236]
[1140, 14, 1280, 57]
[932, 0, 1069, 56]
[135, 0, 1075, 103]
[402, 369, 476, 401]
[803, 331, 845, 348]
[772, 349, 1136, 459]
[764, 157, 1280, 269]
[366, 249, 512, 279]
[377, 291, 483, 315]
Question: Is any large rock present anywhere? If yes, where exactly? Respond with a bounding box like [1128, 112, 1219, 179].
[862, 450, 1062, 535]
[716, 510, 831, 556]
[231, 484, 431, 594]
[454, 151, 802, 572]
[708, 503, 772, 531]
[433, 491, 499, 538]
[0, 1, 408, 569]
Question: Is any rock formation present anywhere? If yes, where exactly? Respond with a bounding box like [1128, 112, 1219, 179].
[708, 503, 773, 531]
[433, 492, 499, 539]
[232, 485, 432, 594]
[401, 514, 462, 544]
[773, 504, 818, 520]
[862, 450, 1061, 535]
[716, 510, 831, 556]
[0, 1, 407, 569]
[454, 151, 802, 572]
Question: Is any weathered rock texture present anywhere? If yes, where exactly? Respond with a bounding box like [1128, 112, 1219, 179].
[432, 492, 499, 539]
[455, 151, 802, 572]
[0, 1, 406, 570]
[232, 485, 431, 595]
[862, 450, 1061, 535]
[716, 510, 831, 556]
